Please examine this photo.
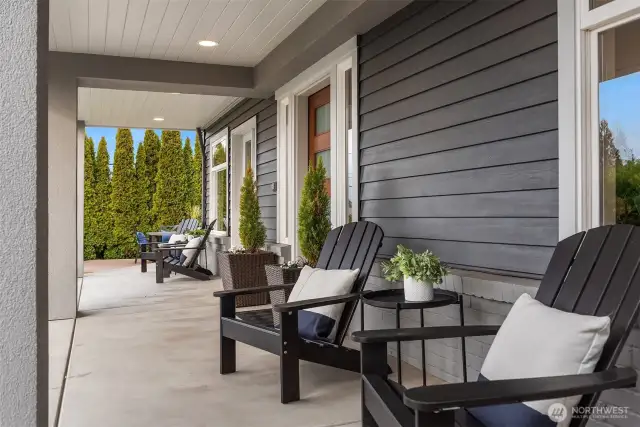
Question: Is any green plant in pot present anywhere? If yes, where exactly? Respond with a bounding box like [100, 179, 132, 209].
[216, 167, 277, 308]
[298, 157, 331, 267]
[382, 245, 448, 302]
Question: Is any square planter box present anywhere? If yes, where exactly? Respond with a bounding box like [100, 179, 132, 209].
[265, 265, 302, 326]
[217, 251, 278, 308]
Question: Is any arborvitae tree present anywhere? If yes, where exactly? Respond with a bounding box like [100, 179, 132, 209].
[106, 129, 138, 258]
[143, 129, 161, 214]
[83, 137, 97, 260]
[298, 157, 331, 266]
[213, 142, 227, 231]
[153, 130, 187, 227]
[94, 137, 112, 258]
[193, 133, 203, 217]
[239, 166, 266, 251]
[182, 137, 195, 214]
[134, 142, 152, 233]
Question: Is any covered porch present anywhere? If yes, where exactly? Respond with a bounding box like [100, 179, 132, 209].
[51, 261, 436, 427]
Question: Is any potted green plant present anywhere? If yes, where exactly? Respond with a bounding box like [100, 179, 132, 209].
[298, 157, 331, 266]
[382, 245, 448, 302]
[217, 167, 277, 307]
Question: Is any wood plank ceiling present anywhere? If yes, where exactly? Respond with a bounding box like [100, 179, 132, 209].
[50, 0, 327, 66]
[77, 88, 239, 129]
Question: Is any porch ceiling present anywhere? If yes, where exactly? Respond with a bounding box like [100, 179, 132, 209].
[77, 87, 238, 130]
[49, 0, 328, 67]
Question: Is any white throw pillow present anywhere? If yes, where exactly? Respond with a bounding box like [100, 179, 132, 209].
[181, 237, 202, 266]
[468, 294, 610, 427]
[287, 266, 359, 341]
[159, 234, 186, 248]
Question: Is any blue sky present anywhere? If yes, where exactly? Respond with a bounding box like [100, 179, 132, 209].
[600, 71, 640, 159]
[85, 127, 196, 161]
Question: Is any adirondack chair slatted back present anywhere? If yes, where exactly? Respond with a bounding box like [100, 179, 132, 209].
[535, 225, 640, 423]
[184, 220, 217, 268]
[175, 218, 200, 234]
[316, 221, 384, 345]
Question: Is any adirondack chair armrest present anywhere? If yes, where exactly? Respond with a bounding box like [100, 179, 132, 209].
[155, 246, 188, 252]
[352, 325, 501, 344]
[401, 367, 637, 413]
[213, 284, 295, 298]
[273, 293, 362, 312]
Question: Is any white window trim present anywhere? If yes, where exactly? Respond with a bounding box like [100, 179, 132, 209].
[559, 0, 640, 238]
[208, 128, 228, 236]
[275, 37, 358, 257]
[229, 116, 257, 247]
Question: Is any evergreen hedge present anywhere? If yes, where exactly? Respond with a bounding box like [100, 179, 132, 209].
[143, 129, 161, 219]
[183, 137, 195, 214]
[298, 157, 331, 266]
[153, 130, 187, 227]
[193, 134, 203, 217]
[83, 137, 97, 260]
[134, 142, 152, 233]
[94, 137, 112, 259]
[107, 129, 138, 258]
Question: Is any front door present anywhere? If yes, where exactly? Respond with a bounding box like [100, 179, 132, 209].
[308, 86, 331, 195]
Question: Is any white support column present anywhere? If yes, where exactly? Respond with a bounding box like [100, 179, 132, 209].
[0, 1, 49, 426]
[77, 121, 85, 278]
[48, 66, 78, 320]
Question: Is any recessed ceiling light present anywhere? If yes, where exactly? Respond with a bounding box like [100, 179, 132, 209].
[153, 117, 165, 122]
[170, 92, 180, 95]
[198, 40, 218, 47]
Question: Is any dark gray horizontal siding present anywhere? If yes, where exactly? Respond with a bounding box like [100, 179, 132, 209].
[358, 0, 558, 278]
[204, 97, 277, 242]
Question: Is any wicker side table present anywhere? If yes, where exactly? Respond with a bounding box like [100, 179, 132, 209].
[265, 265, 302, 326]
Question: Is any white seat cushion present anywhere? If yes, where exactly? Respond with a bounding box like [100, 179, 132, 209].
[159, 234, 186, 248]
[467, 294, 610, 427]
[181, 237, 202, 266]
[287, 266, 359, 341]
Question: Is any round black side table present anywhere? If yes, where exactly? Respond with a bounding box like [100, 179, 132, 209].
[361, 288, 467, 386]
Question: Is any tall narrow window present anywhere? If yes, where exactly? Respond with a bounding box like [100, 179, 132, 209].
[345, 68, 353, 223]
[598, 18, 640, 225]
[210, 135, 228, 232]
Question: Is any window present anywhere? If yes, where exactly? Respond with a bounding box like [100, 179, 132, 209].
[209, 132, 228, 232]
[591, 0, 615, 9]
[598, 18, 640, 225]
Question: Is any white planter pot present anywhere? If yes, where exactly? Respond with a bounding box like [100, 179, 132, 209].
[404, 277, 434, 302]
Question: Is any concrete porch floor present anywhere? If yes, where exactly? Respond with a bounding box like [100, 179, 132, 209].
[51, 260, 436, 427]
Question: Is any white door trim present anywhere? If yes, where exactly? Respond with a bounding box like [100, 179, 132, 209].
[275, 37, 358, 258]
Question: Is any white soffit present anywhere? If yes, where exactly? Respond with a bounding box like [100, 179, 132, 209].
[50, 0, 328, 66]
[77, 88, 239, 129]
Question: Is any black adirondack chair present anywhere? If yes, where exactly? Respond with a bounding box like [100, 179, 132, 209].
[213, 221, 384, 404]
[352, 224, 640, 427]
[155, 220, 216, 283]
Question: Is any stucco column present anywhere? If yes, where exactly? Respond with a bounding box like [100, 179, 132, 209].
[48, 62, 78, 320]
[0, 1, 49, 426]
[77, 121, 85, 278]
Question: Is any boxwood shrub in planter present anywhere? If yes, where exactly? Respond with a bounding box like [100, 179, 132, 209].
[217, 167, 277, 307]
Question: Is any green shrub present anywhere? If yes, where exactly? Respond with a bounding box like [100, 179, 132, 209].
[183, 137, 195, 214]
[382, 245, 448, 284]
[213, 143, 227, 231]
[109, 128, 138, 258]
[94, 137, 113, 258]
[238, 167, 266, 252]
[134, 142, 152, 233]
[153, 130, 187, 227]
[83, 137, 97, 260]
[297, 157, 331, 266]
